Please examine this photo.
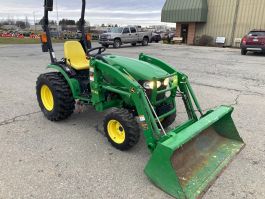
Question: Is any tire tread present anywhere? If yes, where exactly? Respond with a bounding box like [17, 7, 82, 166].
[36, 72, 75, 121]
[103, 108, 140, 150]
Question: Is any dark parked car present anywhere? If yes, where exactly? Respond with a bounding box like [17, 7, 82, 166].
[241, 30, 265, 55]
[151, 33, 162, 43]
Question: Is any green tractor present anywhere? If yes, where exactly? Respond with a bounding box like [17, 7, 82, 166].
[37, 1, 245, 198]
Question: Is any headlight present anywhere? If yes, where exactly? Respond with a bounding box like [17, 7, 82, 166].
[170, 76, 178, 87]
[107, 35, 111, 39]
[163, 78, 170, 86]
[143, 81, 162, 89]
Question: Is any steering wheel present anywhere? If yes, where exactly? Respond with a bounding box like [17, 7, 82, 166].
[87, 47, 106, 58]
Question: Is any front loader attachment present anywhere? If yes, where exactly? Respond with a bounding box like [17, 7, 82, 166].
[145, 106, 245, 199]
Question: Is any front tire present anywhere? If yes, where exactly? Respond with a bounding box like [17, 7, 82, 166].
[113, 39, 121, 48]
[36, 72, 75, 121]
[142, 37, 149, 46]
[103, 108, 140, 151]
[241, 49, 247, 55]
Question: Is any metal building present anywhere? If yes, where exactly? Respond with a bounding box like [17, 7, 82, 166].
[162, 0, 265, 46]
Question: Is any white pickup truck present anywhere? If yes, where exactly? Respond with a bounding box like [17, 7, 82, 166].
[99, 26, 152, 48]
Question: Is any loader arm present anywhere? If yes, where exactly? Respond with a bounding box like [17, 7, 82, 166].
[140, 53, 203, 116]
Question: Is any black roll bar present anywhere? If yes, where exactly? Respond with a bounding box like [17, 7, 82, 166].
[43, 0, 56, 63]
[42, 0, 89, 63]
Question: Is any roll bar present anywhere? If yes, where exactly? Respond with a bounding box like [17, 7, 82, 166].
[42, 0, 89, 63]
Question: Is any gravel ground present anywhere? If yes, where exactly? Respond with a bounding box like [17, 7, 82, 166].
[0, 42, 264, 199]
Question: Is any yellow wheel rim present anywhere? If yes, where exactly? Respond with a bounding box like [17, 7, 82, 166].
[40, 85, 54, 111]
[107, 120, 126, 144]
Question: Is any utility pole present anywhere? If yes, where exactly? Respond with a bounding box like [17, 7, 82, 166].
[33, 11, 36, 33]
[55, 0, 59, 38]
[25, 15, 29, 30]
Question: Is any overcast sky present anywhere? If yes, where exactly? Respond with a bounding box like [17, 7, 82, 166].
[0, 0, 172, 26]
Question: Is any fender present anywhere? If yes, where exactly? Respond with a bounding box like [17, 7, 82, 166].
[47, 64, 81, 97]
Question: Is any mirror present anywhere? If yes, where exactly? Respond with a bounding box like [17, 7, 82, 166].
[45, 0, 53, 11]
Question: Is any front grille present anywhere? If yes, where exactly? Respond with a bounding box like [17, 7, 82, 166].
[145, 85, 167, 101]
[100, 35, 109, 41]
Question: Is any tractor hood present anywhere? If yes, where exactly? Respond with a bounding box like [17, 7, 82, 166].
[103, 55, 169, 80]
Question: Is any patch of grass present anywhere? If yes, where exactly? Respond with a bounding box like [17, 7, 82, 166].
[0, 37, 66, 44]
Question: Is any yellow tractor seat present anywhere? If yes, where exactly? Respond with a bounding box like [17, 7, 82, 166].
[64, 41, 90, 70]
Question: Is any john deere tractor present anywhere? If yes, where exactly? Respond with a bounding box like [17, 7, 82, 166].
[37, 1, 245, 198]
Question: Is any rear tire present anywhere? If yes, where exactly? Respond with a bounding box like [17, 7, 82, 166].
[36, 72, 75, 121]
[103, 108, 140, 151]
[142, 37, 149, 46]
[113, 39, 121, 48]
[241, 49, 247, 55]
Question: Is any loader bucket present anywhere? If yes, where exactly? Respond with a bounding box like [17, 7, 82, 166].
[145, 106, 245, 199]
